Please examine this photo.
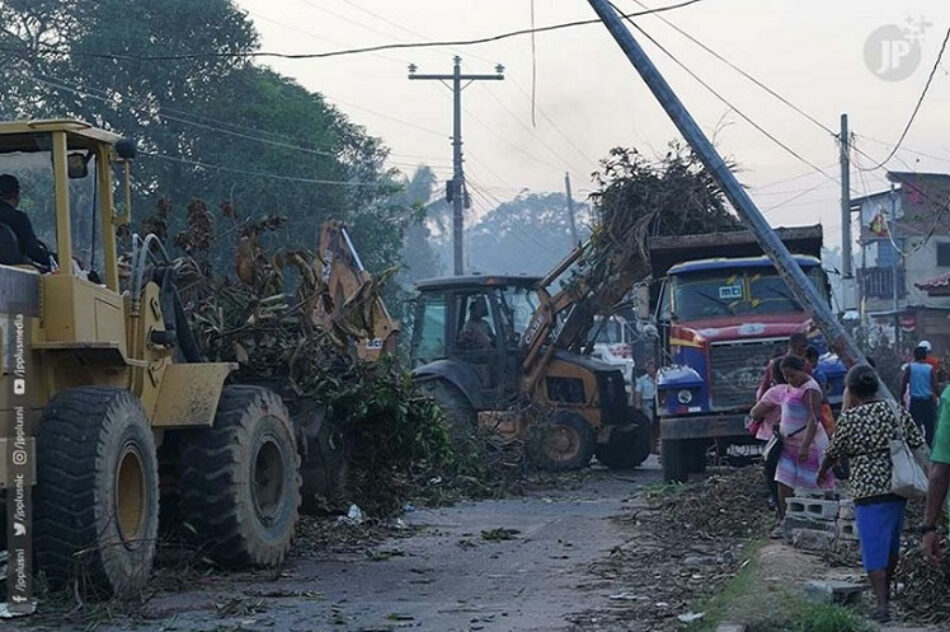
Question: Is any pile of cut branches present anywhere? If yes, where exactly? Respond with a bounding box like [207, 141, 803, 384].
[142, 199, 513, 516]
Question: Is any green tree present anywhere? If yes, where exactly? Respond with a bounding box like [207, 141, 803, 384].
[466, 191, 589, 276]
[0, 0, 408, 275]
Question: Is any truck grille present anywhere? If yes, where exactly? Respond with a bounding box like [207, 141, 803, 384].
[709, 339, 783, 411]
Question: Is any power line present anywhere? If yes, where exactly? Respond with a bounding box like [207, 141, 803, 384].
[140, 150, 392, 187]
[630, 0, 836, 137]
[0, 0, 709, 62]
[25, 71, 448, 169]
[608, 3, 840, 189]
[508, 77, 600, 168]
[857, 26, 950, 172]
[481, 88, 588, 174]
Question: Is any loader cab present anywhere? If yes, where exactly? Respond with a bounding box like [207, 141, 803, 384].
[0, 119, 133, 291]
[411, 275, 540, 407]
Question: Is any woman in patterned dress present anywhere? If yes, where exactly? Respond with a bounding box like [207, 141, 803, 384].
[750, 355, 832, 537]
[817, 365, 925, 623]
[774, 355, 833, 497]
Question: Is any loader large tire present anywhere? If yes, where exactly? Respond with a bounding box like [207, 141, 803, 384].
[178, 386, 300, 568]
[595, 419, 652, 470]
[417, 379, 477, 443]
[35, 388, 159, 597]
[531, 411, 596, 472]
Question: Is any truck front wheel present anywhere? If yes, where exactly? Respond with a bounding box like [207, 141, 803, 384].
[661, 438, 689, 483]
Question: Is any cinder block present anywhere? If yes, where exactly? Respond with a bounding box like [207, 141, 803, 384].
[791, 528, 837, 552]
[783, 514, 837, 535]
[837, 520, 860, 541]
[716, 625, 747, 632]
[838, 499, 855, 520]
[804, 579, 864, 604]
[786, 497, 839, 521]
[795, 488, 840, 500]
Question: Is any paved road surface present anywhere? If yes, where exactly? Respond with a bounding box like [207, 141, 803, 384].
[72, 459, 660, 631]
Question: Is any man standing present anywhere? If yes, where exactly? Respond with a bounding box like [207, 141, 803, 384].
[0, 174, 53, 267]
[922, 384, 950, 566]
[635, 360, 658, 450]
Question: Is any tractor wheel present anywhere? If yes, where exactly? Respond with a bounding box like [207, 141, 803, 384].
[35, 388, 159, 597]
[178, 386, 300, 568]
[596, 420, 652, 470]
[532, 411, 595, 472]
[417, 379, 477, 443]
[661, 438, 690, 483]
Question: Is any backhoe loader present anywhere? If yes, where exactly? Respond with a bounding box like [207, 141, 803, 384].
[0, 119, 300, 608]
[410, 241, 653, 471]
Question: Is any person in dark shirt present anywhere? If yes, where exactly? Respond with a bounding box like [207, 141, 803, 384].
[0, 174, 54, 267]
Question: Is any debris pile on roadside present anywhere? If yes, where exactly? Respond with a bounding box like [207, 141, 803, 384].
[894, 499, 950, 624]
[145, 200, 520, 518]
[571, 467, 771, 631]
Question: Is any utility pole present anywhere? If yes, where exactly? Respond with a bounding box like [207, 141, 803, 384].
[890, 183, 901, 350]
[564, 172, 579, 245]
[586, 0, 880, 389]
[409, 57, 505, 276]
[839, 114, 854, 310]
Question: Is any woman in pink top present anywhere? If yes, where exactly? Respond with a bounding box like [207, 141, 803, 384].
[751, 355, 833, 534]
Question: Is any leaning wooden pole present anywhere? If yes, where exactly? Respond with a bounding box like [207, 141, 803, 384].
[586, 0, 880, 391]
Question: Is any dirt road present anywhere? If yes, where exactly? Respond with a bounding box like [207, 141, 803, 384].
[32, 460, 662, 631]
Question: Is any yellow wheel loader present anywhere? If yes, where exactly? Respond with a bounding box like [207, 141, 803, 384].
[0, 119, 300, 606]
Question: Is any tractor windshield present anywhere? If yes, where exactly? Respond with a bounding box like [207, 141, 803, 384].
[497, 285, 538, 342]
[0, 145, 56, 256]
[0, 134, 103, 273]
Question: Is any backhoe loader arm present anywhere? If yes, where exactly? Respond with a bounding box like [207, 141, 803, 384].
[313, 220, 399, 361]
[520, 239, 650, 392]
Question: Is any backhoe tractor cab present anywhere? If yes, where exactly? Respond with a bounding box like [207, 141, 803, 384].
[410, 274, 651, 471]
[0, 119, 300, 607]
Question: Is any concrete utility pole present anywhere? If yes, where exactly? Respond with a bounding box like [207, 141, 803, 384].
[839, 115, 854, 308]
[564, 172, 580, 245]
[586, 0, 878, 383]
[890, 183, 901, 350]
[409, 57, 505, 276]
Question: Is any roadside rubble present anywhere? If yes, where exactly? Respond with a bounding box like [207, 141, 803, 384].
[569, 467, 772, 631]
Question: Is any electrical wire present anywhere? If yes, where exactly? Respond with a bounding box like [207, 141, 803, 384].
[25, 71, 450, 169]
[140, 150, 393, 187]
[857, 26, 950, 172]
[0, 0, 709, 62]
[629, 0, 837, 137]
[607, 2, 840, 189]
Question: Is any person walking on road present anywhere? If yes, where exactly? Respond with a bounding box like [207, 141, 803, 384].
[749, 357, 787, 522]
[750, 355, 831, 537]
[818, 365, 926, 623]
[922, 382, 950, 567]
[901, 345, 938, 447]
[634, 360, 658, 451]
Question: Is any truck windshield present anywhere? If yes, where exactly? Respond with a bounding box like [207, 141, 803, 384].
[670, 266, 826, 320]
[0, 147, 56, 252]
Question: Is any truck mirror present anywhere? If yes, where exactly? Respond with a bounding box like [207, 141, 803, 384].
[67, 152, 89, 179]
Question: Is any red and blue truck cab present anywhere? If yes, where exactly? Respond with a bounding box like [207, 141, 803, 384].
[647, 226, 846, 482]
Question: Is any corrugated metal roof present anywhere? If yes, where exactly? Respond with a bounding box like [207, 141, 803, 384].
[915, 271, 950, 290]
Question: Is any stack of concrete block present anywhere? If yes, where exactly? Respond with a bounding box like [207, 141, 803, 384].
[784, 489, 858, 552]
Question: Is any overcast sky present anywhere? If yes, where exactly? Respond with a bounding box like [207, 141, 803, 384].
[235, 0, 950, 250]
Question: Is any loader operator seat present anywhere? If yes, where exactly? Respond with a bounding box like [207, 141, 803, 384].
[0, 222, 24, 266]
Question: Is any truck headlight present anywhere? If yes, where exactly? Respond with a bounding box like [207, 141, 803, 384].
[677, 389, 693, 405]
